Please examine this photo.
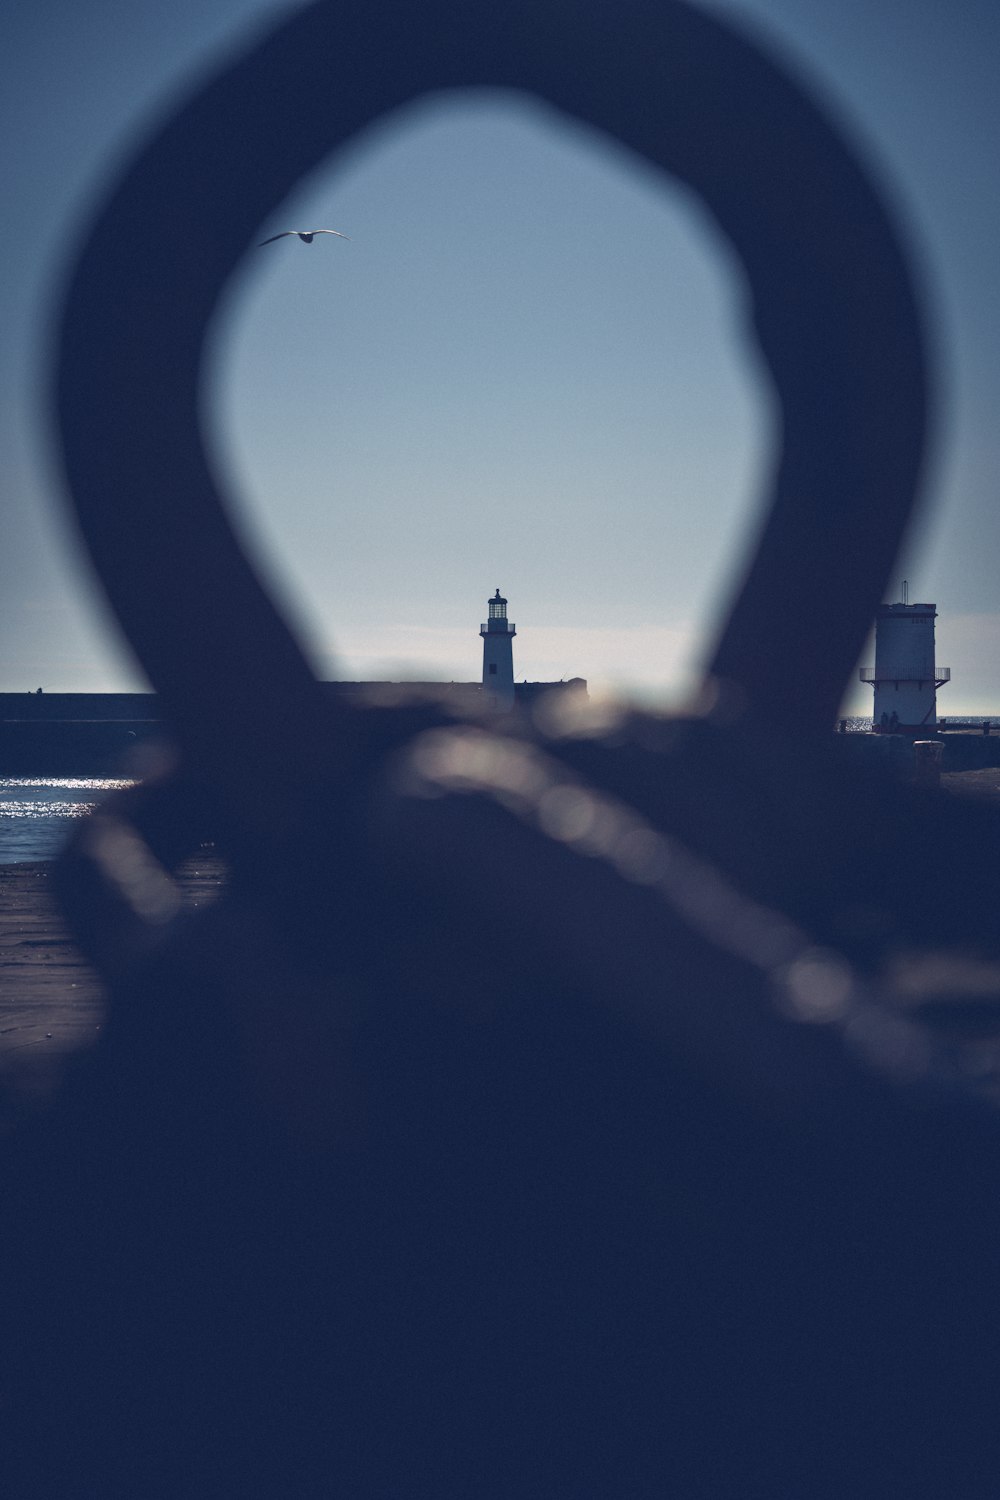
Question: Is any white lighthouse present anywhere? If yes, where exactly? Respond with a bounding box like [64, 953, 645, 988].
[860, 589, 950, 732]
[481, 589, 516, 709]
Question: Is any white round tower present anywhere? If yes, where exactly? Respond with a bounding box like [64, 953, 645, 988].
[860, 594, 950, 732]
[481, 589, 516, 709]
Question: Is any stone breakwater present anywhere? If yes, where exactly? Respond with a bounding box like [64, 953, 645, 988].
[841, 730, 1000, 775]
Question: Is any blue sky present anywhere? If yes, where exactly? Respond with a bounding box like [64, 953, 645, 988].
[2, 0, 998, 712]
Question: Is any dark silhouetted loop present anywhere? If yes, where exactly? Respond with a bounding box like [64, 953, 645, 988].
[55, 0, 926, 757]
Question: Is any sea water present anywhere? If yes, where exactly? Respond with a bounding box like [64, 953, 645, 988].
[0, 779, 133, 865]
[2, 717, 996, 864]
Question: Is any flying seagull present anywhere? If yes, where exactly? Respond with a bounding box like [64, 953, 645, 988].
[258, 229, 350, 246]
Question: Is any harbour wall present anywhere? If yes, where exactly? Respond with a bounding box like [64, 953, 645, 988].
[838, 730, 1000, 774]
[0, 683, 588, 775]
[11, 689, 994, 781]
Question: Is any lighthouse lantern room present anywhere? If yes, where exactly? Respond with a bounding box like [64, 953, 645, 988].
[481, 589, 516, 709]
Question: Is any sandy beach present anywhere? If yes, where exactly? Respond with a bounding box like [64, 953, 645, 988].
[0, 854, 225, 1128]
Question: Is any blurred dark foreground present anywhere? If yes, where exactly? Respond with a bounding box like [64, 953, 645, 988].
[7, 0, 1000, 1491]
[4, 700, 1000, 1500]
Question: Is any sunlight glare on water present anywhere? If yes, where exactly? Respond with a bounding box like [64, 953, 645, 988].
[0, 779, 134, 865]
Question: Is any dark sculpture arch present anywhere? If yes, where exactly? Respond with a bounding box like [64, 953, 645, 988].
[54, 0, 927, 758]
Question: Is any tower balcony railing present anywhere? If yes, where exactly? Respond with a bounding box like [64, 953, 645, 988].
[481, 622, 516, 635]
[859, 667, 950, 684]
